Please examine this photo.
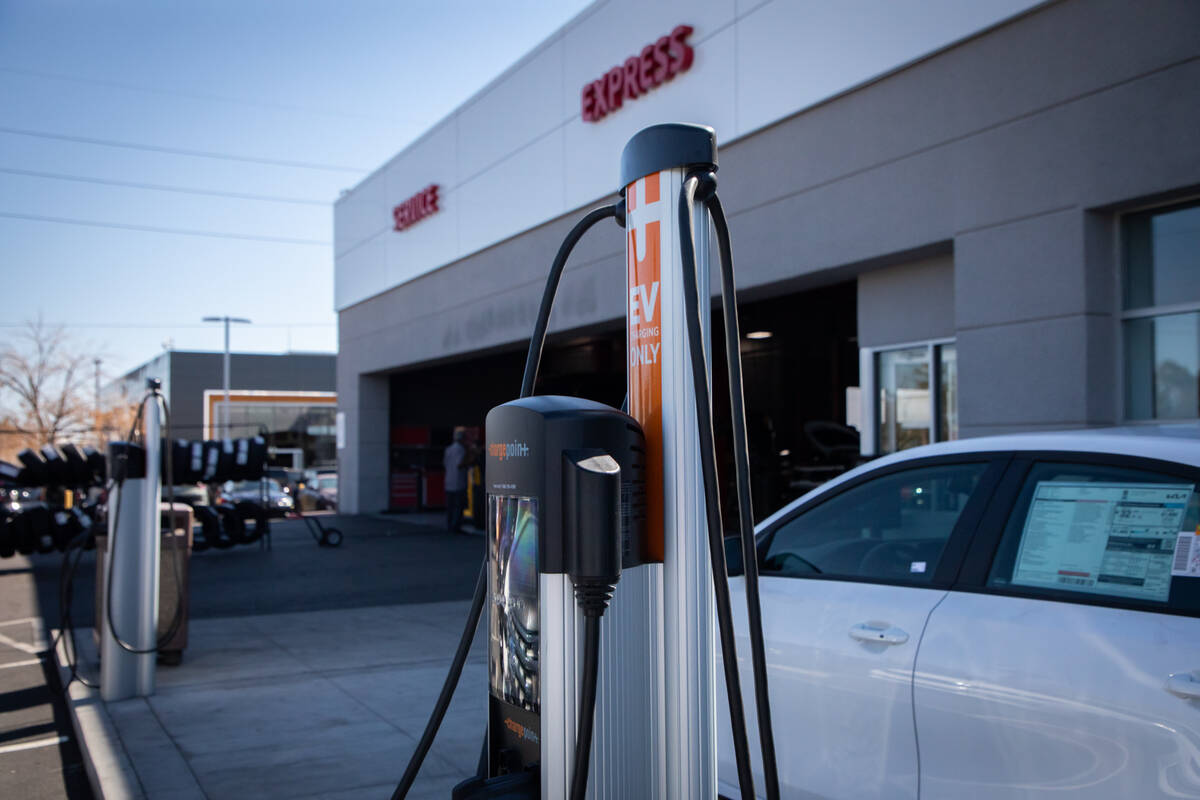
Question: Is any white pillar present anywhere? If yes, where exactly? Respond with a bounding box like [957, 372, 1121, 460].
[100, 395, 161, 701]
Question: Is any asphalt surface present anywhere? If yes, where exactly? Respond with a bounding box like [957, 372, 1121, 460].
[37, 513, 485, 625]
[0, 513, 484, 799]
[0, 561, 92, 800]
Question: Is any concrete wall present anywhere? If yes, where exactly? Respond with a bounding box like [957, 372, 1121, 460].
[857, 255, 955, 348]
[338, 0, 1200, 511]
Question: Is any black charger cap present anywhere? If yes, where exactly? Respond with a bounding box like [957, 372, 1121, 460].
[107, 442, 146, 481]
[620, 122, 717, 189]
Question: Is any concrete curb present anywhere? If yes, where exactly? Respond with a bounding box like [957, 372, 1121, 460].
[52, 630, 144, 800]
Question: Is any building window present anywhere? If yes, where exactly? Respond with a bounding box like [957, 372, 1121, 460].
[205, 391, 338, 469]
[1123, 200, 1200, 421]
[875, 341, 957, 454]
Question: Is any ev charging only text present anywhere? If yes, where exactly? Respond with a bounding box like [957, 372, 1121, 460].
[630, 281, 661, 366]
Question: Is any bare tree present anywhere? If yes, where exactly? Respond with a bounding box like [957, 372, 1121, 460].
[0, 318, 94, 460]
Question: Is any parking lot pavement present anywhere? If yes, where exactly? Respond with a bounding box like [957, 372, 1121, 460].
[34, 513, 487, 625]
[0, 561, 92, 800]
[8, 513, 489, 799]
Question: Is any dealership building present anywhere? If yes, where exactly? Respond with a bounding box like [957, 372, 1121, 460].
[110, 351, 337, 471]
[334, 0, 1200, 515]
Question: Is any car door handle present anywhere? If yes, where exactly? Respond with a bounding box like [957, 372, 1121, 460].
[849, 622, 909, 646]
[1165, 673, 1200, 699]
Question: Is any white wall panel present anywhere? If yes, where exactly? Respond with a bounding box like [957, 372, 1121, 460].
[457, 39, 567, 184]
[457, 129, 567, 257]
[333, 169, 388, 258]
[334, 231, 387, 310]
[334, 0, 1044, 310]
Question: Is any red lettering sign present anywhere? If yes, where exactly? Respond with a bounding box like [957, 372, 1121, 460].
[581, 25, 693, 123]
[392, 184, 440, 231]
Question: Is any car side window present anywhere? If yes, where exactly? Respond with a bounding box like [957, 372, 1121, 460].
[761, 462, 988, 584]
[987, 461, 1200, 613]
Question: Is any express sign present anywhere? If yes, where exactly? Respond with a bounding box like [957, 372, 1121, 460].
[392, 184, 439, 232]
[581, 25, 694, 123]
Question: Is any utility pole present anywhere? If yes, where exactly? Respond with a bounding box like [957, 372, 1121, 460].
[202, 316, 251, 438]
[93, 358, 102, 446]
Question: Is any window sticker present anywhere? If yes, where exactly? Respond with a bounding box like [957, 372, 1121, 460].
[1011, 482, 1194, 602]
[1172, 529, 1200, 577]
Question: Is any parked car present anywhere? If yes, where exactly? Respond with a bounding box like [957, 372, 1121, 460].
[218, 479, 293, 517]
[266, 467, 303, 497]
[295, 472, 336, 511]
[161, 483, 208, 507]
[311, 472, 337, 509]
[719, 425, 1200, 800]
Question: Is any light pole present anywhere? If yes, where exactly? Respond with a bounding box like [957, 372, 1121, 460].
[202, 316, 251, 438]
[93, 358, 102, 446]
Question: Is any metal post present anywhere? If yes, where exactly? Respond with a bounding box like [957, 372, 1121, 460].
[100, 391, 162, 701]
[203, 316, 250, 438]
[223, 318, 231, 439]
[622, 124, 718, 800]
[93, 358, 102, 446]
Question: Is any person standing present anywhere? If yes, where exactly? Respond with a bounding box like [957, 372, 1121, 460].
[443, 428, 467, 534]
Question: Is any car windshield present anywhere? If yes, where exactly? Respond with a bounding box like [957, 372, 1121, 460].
[317, 476, 337, 489]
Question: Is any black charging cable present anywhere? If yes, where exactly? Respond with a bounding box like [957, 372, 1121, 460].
[705, 191, 781, 799]
[677, 173, 757, 800]
[521, 204, 620, 397]
[390, 564, 487, 800]
[58, 526, 99, 691]
[564, 450, 622, 800]
[391, 204, 622, 800]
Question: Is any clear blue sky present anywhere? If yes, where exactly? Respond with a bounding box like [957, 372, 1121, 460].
[0, 0, 591, 380]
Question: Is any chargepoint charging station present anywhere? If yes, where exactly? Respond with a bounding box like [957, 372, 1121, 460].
[394, 124, 779, 800]
[101, 386, 165, 701]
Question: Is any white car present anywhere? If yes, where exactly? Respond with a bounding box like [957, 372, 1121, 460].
[719, 425, 1200, 800]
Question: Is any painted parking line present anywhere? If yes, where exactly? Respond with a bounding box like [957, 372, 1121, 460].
[0, 617, 46, 655]
[0, 735, 70, 756]
[0, 630, 40, 656]
[0, 657, 44, 670]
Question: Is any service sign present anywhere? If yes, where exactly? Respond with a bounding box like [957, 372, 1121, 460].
[581, 24, 694, 123]
[392, 184, 440, 231]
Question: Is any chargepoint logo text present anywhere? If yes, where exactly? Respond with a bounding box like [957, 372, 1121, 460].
[488, 441, 530, 461]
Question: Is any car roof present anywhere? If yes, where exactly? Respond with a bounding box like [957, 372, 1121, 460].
[758, 424, 1200, 530]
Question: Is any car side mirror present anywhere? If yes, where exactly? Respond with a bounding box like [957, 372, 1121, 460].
[724, 536, 744, 577]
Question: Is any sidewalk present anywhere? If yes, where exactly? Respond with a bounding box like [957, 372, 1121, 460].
[57, 601, 487, 800]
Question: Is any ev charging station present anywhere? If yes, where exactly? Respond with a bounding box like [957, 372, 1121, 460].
[399, 123, 778, 800]
[101, 386, 164, 701]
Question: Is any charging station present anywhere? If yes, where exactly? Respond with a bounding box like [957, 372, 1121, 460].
[395, 123, 778, 800]
[101, 390, 163, 701]
[482, 395, 646, 797]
